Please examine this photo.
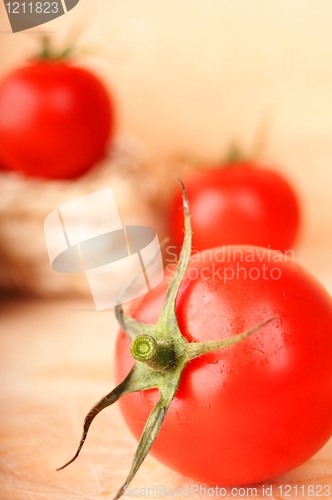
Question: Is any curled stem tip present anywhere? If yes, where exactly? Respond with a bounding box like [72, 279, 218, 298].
[115, 237, 170, 341]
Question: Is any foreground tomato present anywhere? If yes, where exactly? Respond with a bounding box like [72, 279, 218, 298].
[168, 163, 300, 252]
[115, 248, 332, 486]
[58, 182, 331, 499]
[0, 42, 114, 179]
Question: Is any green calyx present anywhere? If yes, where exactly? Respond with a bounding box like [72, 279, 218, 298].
[57, 178, 277, 500]
[224, 143, 248, 164]
[37, 36, 74, 61]
[222, 114, 272, 167]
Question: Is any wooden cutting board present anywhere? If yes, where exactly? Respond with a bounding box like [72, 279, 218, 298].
[0, 298, 331, 500]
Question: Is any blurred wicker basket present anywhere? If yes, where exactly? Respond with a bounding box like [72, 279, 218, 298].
[0, 136, 163, 298]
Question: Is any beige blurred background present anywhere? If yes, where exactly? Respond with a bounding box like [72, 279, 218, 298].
[1, 0, 332, 292]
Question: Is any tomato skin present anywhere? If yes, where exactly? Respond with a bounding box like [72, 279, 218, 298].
[0, 61, 114, 179]
[168, 165, 300, 252]
[115, 247, 332, 485]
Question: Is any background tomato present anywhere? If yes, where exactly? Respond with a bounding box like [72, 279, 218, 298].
[0, 60, 115, 179]
[115, 247, 332, 486]
[168, 164, 300, 253]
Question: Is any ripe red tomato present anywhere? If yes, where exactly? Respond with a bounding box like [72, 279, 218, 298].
[168, 164, 300, 252]
[0, 61, 114, 179]
[115, 247, 332, 485]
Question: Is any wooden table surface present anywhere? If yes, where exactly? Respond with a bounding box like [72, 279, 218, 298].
[0, 297, 331, 500]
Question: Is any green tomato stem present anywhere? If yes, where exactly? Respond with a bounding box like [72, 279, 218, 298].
[130, 335, 158, 362]
[131, 335, 178, 371]
[57, 178, 277, 500]
[224, 142, 246, 164]
[37, 36, 74, 61]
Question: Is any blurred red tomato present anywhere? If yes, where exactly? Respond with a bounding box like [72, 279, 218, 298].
[168, 163, 300, 252]
[0, 61, 115, 179]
